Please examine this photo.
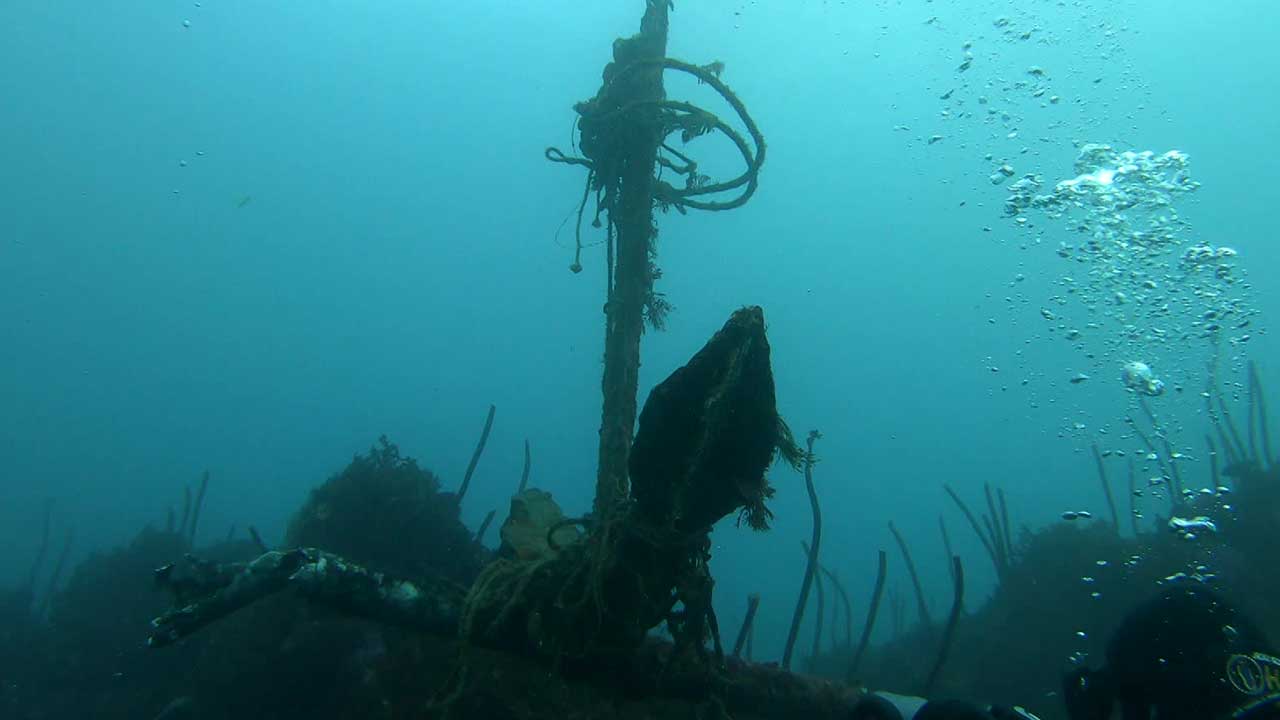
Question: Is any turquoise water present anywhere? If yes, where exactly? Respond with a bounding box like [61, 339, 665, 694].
[2, 0, 1277, 678]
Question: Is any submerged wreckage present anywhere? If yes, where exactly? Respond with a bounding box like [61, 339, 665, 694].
[144, 3, 866, 717]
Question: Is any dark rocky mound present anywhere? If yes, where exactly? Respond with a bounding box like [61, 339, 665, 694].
[286, 435, 485, 586]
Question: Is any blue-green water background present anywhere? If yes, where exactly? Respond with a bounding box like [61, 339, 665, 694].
[2, 0, 1277, 661]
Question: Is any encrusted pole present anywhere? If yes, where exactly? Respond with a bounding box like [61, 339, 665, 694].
[593, 1, 669, 517]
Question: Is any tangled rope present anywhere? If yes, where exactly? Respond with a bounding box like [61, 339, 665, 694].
[546, 57, 766, 275]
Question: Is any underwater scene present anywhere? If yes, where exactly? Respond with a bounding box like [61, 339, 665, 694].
[2, 1, 1278, 719]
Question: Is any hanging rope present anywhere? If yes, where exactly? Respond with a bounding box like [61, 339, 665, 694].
[546, 57, 766, 271]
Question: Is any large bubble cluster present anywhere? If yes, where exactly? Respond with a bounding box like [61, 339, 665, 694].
[1002, 144, 1256, 386]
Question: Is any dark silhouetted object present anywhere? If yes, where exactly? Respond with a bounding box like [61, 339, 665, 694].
[1064, 586, 1280, 720]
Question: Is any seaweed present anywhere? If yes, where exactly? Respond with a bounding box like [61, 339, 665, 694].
[286, 435, 484, 586]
